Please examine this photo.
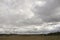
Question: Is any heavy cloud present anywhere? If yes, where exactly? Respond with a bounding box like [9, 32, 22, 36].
[0, 0, 60, 34]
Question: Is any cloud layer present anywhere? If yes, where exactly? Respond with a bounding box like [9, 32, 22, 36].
[0, 0, 60, 34]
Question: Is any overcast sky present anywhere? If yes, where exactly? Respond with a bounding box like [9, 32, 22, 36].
[0, 0, 60, 34]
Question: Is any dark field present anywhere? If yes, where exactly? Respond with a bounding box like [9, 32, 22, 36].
[0, 33, 60, 40]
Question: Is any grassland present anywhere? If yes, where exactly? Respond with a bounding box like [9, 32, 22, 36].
[0, 32, 60, 40]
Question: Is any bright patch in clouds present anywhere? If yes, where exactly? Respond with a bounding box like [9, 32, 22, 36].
[35, 1, 46, 7]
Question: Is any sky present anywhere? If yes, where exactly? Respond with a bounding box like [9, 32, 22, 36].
[0, 0, 60, 34]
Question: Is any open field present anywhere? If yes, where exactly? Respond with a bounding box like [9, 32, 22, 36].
[0, 33, 60, 40]
[0, 35, 60, 40]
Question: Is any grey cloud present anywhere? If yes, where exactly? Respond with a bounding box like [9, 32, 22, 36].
[0, 0, 60, 34]
[0, 0, 43, 26]
[33, 0, 60, 22]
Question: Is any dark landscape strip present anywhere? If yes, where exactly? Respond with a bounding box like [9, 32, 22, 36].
[0, 32, 60, 36]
